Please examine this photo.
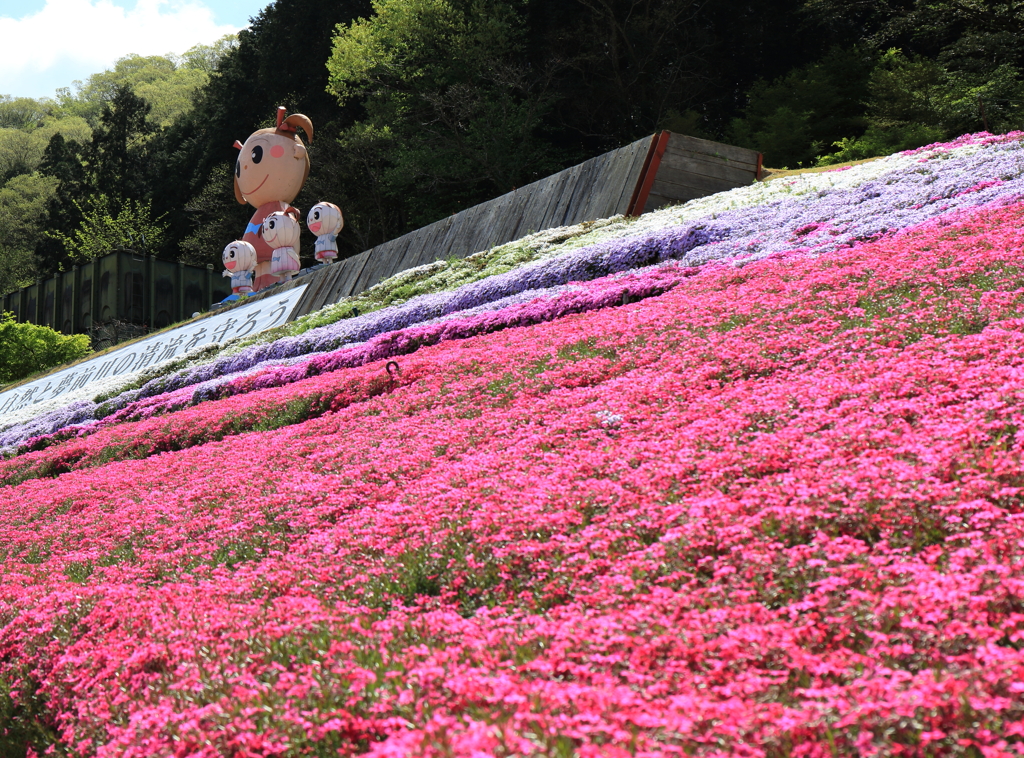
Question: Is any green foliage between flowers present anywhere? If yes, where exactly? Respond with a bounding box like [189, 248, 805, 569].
[0, 312, 90, 385]
[817, 123, 946, 166]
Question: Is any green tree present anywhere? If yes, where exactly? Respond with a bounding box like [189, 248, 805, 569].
[34, 133, 90, 275]
[0, 117, 91, 184]
[0, 174, 56, 295]
[0, 96, 49, 130]
[50, 195, 167, 263]
[52, 47, 232, 129]
[54, 56, 172, 125]
[328, 0, 559, 228]
[532, 0, 717, 147]
[124, 39, 238, 127]
[134, 68, 210, 128]
[727, 47, 874, 167]
[0, 129, 41, 183]
[177, 35, 239, 72]
[0, 311, 90, 384]
[818, 49, 1024, 164]
[35, 85, 159, 274]
[800, 0, 1024, 108]
[864, 50, 1024, 136]
[802, 0, 1024, 70]
[88, 85, 154, 203]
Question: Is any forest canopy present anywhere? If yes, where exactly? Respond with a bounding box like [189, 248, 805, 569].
[0, 0, 1018, 295]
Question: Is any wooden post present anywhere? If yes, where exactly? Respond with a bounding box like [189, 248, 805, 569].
[627, 131, 670, 217]
[52, 274, 59, 328]
[626, 134, 661, 216]
[115, 252, 124, 324]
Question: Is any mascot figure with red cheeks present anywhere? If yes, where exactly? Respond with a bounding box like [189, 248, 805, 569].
[307, 202, 343, 263]
[222, 240, 257, 294]
[233, 107, 313, 291]
[262, 211, 302, 281]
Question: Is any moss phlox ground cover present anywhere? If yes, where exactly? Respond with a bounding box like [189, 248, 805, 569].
[4, 131, 1024, 449]
[4, 188, 1024, 753]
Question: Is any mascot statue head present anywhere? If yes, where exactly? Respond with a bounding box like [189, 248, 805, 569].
[262, 211, 301, 251]
[222, 240, 257, 273]
[233, 107, 314, 208]
[307, 202, 344, 236]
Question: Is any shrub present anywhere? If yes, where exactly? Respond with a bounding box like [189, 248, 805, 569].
[0, 312, 90, 384]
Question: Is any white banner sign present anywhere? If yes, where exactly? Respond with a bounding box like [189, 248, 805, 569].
[0, 285, 308, 417]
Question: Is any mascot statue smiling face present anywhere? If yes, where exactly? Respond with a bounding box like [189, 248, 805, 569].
[233, 107, 313, 291]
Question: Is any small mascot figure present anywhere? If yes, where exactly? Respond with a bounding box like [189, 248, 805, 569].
[307, 202, 344, 264]
[222, 240, 257, 295]
[262, 211, 301, 281]
[233, 106, 312, 291]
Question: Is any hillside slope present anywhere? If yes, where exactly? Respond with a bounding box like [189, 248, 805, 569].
[3, 134, 1024, 755]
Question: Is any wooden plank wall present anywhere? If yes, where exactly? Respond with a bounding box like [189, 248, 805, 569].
[268, 131, 760, 321]
[642, 133, 761, 213]
[288, 135, 653, 319]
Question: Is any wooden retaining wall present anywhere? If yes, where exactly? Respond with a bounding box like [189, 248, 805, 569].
[288, 135, 656, 319]
[228, 132, 762, 320]
[638, 133, 762, 213]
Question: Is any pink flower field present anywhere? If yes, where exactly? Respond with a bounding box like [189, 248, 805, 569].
[7, 182, 1024, 754]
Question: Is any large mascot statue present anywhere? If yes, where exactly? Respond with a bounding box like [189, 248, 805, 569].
[233, 107, 313, 291]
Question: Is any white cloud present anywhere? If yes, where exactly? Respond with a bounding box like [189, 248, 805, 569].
[0, 0, 241, 99]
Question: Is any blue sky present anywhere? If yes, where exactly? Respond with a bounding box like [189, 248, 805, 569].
[0, 0, 270, 101]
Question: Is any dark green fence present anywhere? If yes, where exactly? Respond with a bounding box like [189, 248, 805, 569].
[2, 251, 232, 334]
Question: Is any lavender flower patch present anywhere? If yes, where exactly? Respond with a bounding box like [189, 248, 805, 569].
[72, 225, 721, 420]
[0, 400, 99, 457]
[193, 259, 693, 400]
[71, 280, 637, 432]
[0, 281, 617, 453]
[668, 137, 1024, 268]
[99, 350, 331, 424]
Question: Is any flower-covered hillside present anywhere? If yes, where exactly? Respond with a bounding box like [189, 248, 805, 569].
[4, 136, 1024, 755]
[4, 131, 1024, 453]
